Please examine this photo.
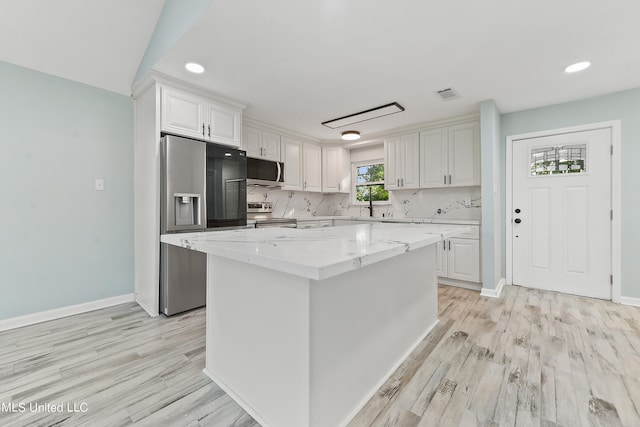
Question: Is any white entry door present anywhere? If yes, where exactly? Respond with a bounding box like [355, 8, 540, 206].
[511, 128, 612, 299]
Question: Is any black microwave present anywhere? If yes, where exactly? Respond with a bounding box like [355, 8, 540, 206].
[246, 157, 284, 187]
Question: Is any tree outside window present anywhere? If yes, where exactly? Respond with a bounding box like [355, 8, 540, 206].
[354, 162, 389, 203]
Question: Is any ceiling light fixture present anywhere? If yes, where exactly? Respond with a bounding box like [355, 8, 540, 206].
[185, 62, 205, 74]
[322, 102, 405, 129]
[564, 61, 590, 73]
[341, 130, 361, 141]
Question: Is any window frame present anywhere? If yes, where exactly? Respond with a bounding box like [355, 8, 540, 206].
[351, 159, 390, 206]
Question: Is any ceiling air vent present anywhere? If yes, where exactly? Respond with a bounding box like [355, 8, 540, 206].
[435, 87, 460, 101]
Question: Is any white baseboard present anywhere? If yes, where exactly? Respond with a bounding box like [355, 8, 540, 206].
[0, 293, 135, 332]
[337, 319, 439, 427]
[203, 368, 272, 427]
[480, 278, 506, 299]
[438, 278, 482, 291]
[620, 296, 640, 307]
[135, 296, 159, 317]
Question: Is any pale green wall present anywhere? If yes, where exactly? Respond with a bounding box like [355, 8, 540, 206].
[0, 61, 134, 320]
[480, 100, 502, 290]
[501, 87, 640, 298]
[134, 0, 213, 82]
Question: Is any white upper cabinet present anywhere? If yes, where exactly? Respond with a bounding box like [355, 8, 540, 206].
[419, 127, 448, 187]
[205, 103, 241, 147]
[161, 88, 204, 139]
[448, 122, 480, 187]
[303, 143, 322, 192]
[262, 131, 281, 161]
[242, 125, 281, 161]
[322, 146, 350, 193]
[242, 125, 262, 156]
[281, 136, 303, 191]
[384, 133, 420, 190]
[160, 87, 241, 147]
[420, 121, 480, 188]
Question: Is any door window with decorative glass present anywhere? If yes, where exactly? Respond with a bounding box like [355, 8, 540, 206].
[353, 161, 389, 204]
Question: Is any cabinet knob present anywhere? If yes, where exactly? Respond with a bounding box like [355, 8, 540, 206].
[514, 218, 522, 224]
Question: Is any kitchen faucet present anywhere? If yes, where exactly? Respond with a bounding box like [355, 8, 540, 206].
[367, 187, 373, 217]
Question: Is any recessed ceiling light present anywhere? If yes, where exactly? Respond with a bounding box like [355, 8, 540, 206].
[341, 130, 361, 141]
[565, 61, 591, 73]
[185, 62, 205, 74]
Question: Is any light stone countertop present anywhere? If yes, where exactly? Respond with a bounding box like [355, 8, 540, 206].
[161, 223, 472, 280]
[293, 216, 480, 225]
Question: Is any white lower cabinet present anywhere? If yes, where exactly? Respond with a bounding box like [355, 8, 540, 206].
[297, 219, 333, 229]
[297, 220, 318, 229]
[437, 226, 481, 285]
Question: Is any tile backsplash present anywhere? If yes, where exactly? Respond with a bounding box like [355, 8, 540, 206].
[247, 186, 481, 220]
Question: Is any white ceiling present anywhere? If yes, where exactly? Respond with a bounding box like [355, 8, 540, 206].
[2, 1, 639, 141]
[0, 0, 165, 95]
[155, 0, 640, 140]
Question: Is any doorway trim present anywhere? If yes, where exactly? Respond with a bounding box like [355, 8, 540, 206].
[505, 120, 621, 302]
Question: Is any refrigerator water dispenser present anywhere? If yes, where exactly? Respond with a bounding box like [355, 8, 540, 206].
[174, 193, 201, 226]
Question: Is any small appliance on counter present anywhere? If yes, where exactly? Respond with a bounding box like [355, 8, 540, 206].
[247, 202, 297, 228]
[160, 134, 247, 316]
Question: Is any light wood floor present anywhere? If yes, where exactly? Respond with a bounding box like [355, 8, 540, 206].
[0, 303, 257, 427]
[350, 285, 640, 427]
[1, 285, 639, 426]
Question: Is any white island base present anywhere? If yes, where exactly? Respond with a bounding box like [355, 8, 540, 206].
[203, 245, 438, 427]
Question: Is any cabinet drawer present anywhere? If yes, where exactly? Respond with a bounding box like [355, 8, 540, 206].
[455, 226, 479, 240]
[297, 221, 318, 229]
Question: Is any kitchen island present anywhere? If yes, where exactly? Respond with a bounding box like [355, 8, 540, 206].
[161, 223, 471, 427]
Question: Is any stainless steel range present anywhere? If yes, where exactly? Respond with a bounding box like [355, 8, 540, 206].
[247, 202, 297, 228]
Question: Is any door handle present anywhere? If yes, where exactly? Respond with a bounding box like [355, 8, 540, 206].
[514, 218, 522, 224]
[449, 175, 452, 185]
[202, 124, 205, 136]
[448, 240, 451, 250]
[444, 175, 447, 185]
[397, 179, 399, 186]
[208, 124, 211, 138]
[401, 178, 404, 187]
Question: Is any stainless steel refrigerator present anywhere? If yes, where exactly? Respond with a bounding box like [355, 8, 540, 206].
[160, 135, 207, 316]
[160, 134, 248, 316]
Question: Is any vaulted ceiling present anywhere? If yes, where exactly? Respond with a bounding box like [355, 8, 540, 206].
[2, 0, 640, 141]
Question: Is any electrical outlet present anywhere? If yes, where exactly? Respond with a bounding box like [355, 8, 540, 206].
[95, 179, 105, 191]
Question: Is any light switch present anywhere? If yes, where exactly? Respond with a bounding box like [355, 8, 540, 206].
[95, 179, 105, 191]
